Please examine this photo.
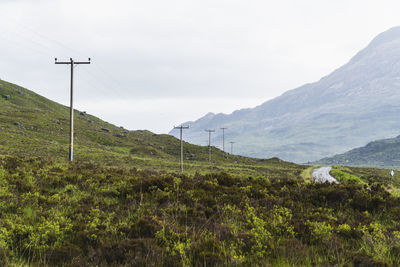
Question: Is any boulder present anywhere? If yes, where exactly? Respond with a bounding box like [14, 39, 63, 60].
[101, 127, 110, 132]
[13, 122, 25, 129]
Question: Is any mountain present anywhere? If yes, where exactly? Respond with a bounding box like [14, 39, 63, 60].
[169, 26, 400, 163]
[315, 134, 400, 167]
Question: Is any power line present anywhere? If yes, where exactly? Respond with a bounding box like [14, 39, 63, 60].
[55, 58, 91, 162]
[220, 127, 227, 152]
[205, 129, 215, 163]
[174, 125, 189, 173]
[0, 21, 128, 100]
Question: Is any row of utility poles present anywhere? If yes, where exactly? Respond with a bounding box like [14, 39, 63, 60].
[173, 126, 236, 173]
[54, 57, 235, 173]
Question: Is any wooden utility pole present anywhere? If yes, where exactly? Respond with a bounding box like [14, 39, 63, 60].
[55, 58, 91, 161]
[220, 127, 227, 152]
[174, 125, 189, 173]
[205, 129, 215, 163]
[230, 141, 235, 154]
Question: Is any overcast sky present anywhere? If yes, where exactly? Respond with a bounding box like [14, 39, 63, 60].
[0, 0, 400, 133]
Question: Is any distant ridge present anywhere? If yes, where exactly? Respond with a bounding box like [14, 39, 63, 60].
[315, 134, 400, 167]
[170, 26, 400, 163]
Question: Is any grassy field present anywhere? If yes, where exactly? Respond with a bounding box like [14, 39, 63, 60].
[2, 79, 400, 266]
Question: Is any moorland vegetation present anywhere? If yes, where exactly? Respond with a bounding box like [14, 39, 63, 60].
[0, 156, 399, 266]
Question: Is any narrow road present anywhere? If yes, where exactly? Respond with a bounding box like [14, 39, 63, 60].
[312, 167, 339, 184]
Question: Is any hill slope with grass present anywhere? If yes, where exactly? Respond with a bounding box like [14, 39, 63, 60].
[170, 26, 400, 163]
[0, 77, 205, 164]
[0, 78, 304, 177]
[315, 134, 400, 167]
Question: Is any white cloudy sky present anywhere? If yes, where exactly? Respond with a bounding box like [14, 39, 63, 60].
[0, 0, 400, 133]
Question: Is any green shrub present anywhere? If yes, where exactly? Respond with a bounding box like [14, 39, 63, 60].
[306, 220, 333, 243]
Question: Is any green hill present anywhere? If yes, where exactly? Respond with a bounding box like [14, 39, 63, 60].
[315, 135, 400, 167]
[0, 79, 305, 177]
[0, 78, 206, 163]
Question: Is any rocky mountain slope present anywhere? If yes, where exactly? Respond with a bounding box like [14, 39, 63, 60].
[170, 27, 400, 163]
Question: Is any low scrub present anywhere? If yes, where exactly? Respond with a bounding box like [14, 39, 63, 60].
[0, 156, 399, 266]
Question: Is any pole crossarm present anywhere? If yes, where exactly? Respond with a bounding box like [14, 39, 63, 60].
[55, 57, 91, 162]
[55, 58, 91, 64]
[174, 126, 190, 130]
[174, 125, 190, 173]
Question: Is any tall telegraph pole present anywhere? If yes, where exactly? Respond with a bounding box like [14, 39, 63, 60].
[174, 125, 189, 173]
[220, 127, 227, 152]
[55, 58, 91, 161]
[205, 129, 215, 163]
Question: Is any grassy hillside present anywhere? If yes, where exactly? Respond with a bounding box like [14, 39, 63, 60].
[315, 135, 400, 168]
[0, 79, 302, 177]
